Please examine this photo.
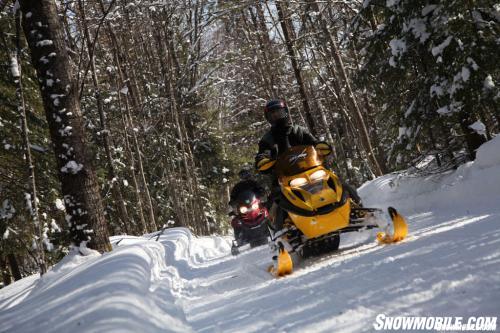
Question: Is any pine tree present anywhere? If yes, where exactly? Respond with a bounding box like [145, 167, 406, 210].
[357, 0, 498, 170]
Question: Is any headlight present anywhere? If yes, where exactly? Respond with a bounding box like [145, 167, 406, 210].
[289, 177, 308, 187]
[239, 206, 248, 214]
[251, 202, 259, 210]
[310, 170, 327, 181]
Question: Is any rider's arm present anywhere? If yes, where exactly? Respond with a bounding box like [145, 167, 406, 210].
[255, 136, 273, 170]
[298, 126, 318, 145]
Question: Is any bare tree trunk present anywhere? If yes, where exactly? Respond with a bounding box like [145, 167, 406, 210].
[1, 256, 12, 286]
[19, 0, 111, 252]
[7, 254, 22, 281]
[255, 1, 280, 96]
[275, 0, 316, 134]
[304, 37, 359, 180]
[115, 79, 148, 234]
[78, 0, 130, 233]
[103, 15, 157, 233]
[133, 131, 158, 232]
[151, 22, 189, 228]
[459, 115, 487, 160]
[168, 74, 197, 229]
[13, 10, 47, 274]
[310, 0, 383, 176]
[245, 7, 275, 97]
[350, 42, 388, 173]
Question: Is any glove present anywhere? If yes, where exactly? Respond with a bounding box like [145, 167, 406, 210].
[255, 152, 275, 172]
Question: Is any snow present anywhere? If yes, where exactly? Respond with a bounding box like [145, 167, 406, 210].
[54, 198, 65, 211]
[58, 126, 72, 137]
[469, 120, 486, 137]
[389, 38, 406, 57]
[430, 83, 444, 97]
[1, 138, 500, 332]
[405, 18, 430, 43]
[358, 135, 500, 213]
[0, 200, 15, 219]
[461, 66, 470, 82]
[24, 193, 33, 214]
[60, 161, 83, 174]
[474, 135, 500, 169]
[29, 144, 47, 153]
[483, 75, 495, 89]
[50, 220, 61, 233]
[436, 105, 450, 115]
[10, 56, 20, 78]
[431, 36, 453, 56]
[12, 1, 19, 13]
[421, 5, 437, 16]
[386, 0, 400, 8]
[398, 126, 409, 139]
[466, 57, 479, 70]
[42, 226, 54, 252]
[36, 40, 53, 47]
[388, 38, 406, 67]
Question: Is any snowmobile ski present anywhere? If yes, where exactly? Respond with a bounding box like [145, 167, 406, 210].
[377, 207, 408, 244]
[268, 242, 293, 277]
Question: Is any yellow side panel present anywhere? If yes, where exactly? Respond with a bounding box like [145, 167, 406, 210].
[288, 200, 351, 239]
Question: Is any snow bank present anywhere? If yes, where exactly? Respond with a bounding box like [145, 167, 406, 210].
[359, 136, 500, 214]
[0, 234, 195, 332]
[0, 228, 232, 333]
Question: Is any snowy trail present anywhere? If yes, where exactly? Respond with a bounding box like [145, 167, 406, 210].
[1, 137, 499, 332]
[161, 210, 500, 333]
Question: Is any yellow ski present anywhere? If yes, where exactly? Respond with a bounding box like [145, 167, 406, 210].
[377, 207, 408, 244]
[268, 243, 293, 277]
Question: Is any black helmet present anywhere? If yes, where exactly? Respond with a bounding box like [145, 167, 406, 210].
[238, 168, 252, 180]
[264, 99, 290, 127]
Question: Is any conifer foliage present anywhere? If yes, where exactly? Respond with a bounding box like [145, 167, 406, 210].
[356, 0, 499, 169]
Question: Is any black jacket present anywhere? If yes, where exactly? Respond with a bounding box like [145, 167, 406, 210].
[255, 124, 317, 165]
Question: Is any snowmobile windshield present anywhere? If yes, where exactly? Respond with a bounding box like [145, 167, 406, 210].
[236, 190, 256, 206]
[275, 145, 322, 177]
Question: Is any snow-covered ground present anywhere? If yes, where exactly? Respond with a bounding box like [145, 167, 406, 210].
[1, 137, 499, 333]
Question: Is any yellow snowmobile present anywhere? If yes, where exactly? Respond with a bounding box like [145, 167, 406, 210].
[257, 143, 408, 277]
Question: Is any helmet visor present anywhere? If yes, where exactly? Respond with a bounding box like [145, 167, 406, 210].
[266, 107, 288, 123]
[238, 170, 252, 180]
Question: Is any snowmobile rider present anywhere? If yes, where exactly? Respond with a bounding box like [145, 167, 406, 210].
[229, 168, 267, 215]
[229, 168, 267, 241]
[254, 99, 317, 231]
[254, 98, 361, 231]
[255, 99, 316, 162]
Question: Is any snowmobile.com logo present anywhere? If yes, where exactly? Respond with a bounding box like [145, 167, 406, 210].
[373, 314, 497, 331]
